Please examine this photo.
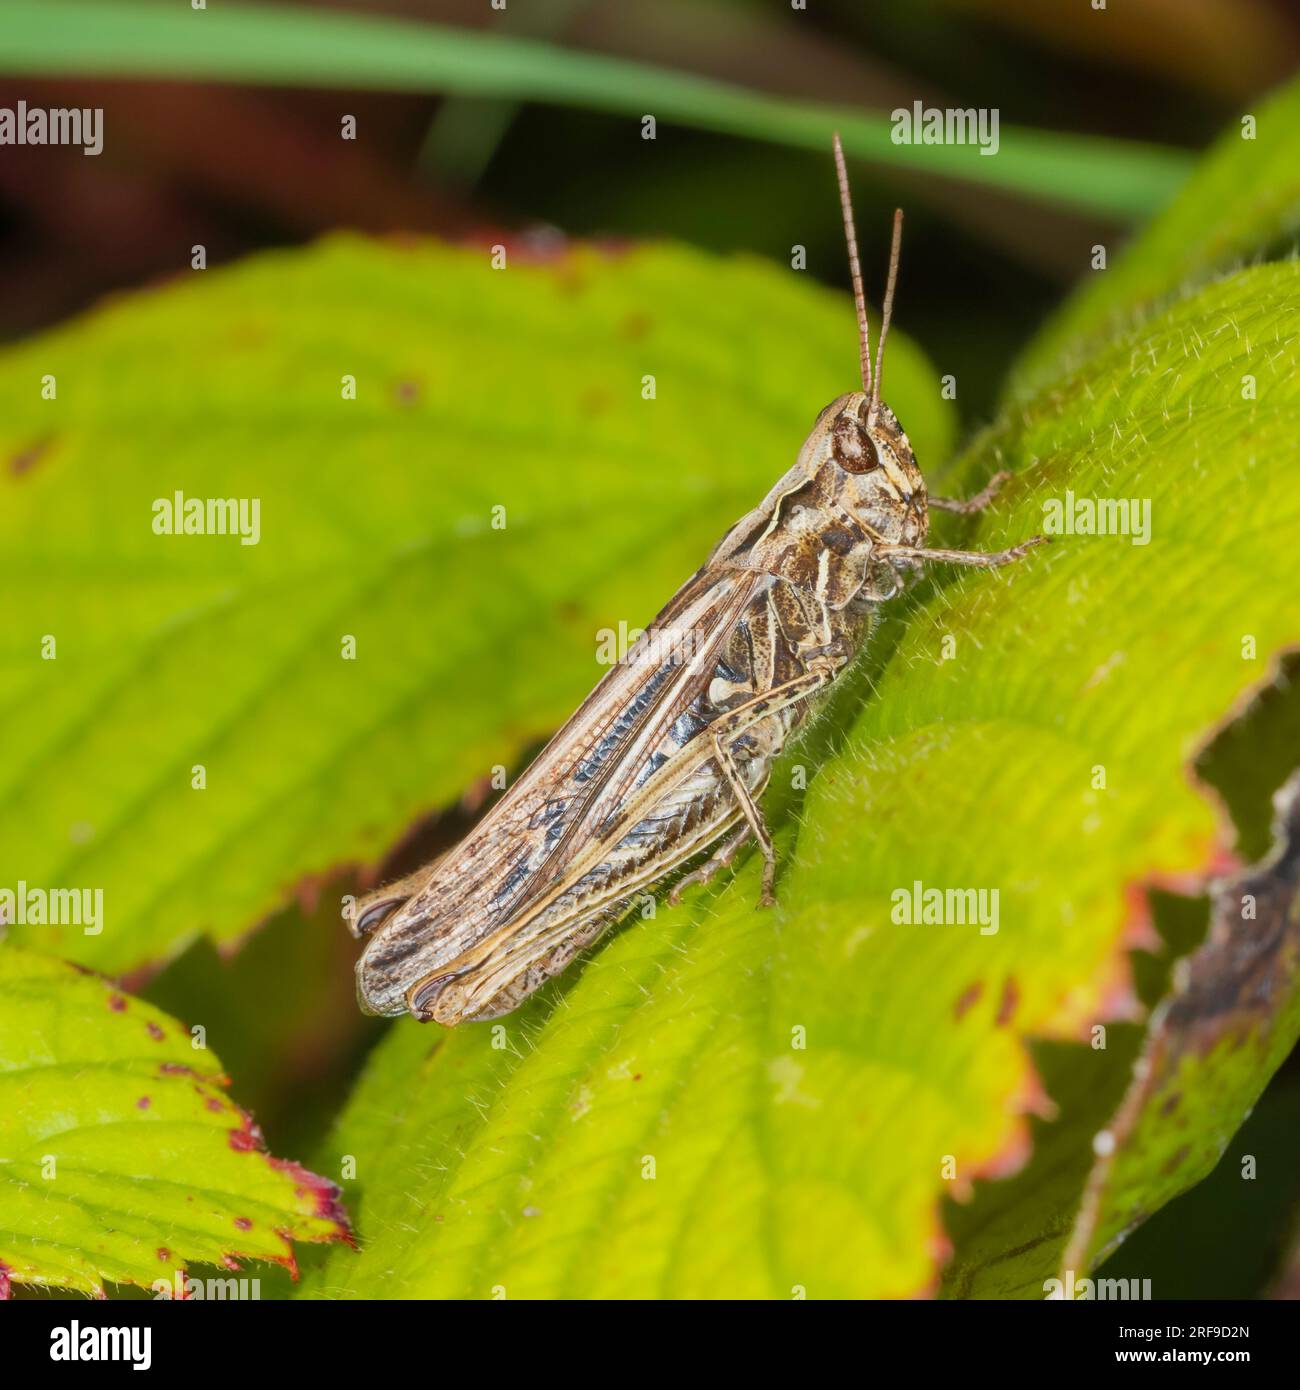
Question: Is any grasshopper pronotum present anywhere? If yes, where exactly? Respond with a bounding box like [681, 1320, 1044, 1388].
[353, 135, 1045, 1025]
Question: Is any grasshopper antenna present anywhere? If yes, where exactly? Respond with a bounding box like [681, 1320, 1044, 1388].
[869, 207, 904, 425]
[832, 132, 872, 399]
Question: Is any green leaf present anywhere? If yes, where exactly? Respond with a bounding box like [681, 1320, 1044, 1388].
[0, 236, 951, 974]
[1013, 73, 1300, 393]
[297, 263, 1300, 1298]
[0, 947, 351, 1298]
[0, 0, 1192, 218]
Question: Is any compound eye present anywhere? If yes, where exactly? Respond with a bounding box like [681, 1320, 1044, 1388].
[831, 417, 880, 474]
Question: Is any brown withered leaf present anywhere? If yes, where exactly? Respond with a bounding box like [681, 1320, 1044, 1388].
[1064, 770, 1300, 1276]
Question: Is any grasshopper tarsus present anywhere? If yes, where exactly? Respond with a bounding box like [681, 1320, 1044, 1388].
[990, 534, 1050, 566]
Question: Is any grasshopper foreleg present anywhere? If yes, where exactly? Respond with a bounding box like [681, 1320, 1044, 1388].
[884, 535, 1047, 569]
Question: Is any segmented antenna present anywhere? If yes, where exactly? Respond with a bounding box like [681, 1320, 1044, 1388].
[832, 132, 872, 398]
[869, 207, 904, 424]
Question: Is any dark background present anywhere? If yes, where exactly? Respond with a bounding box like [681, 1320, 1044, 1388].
[5, 0, 1300, 425]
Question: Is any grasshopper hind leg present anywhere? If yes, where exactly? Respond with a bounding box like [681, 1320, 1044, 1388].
[456, 904, 624, 1023]
[709, 734, 777, 906]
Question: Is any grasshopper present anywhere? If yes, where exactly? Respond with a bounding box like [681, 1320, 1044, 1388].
[353, 134, 1045, 1025]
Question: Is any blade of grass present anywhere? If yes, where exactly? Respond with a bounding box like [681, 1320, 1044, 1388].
[0, 0, 1192, 219]
[1010, 71, 1300, 394]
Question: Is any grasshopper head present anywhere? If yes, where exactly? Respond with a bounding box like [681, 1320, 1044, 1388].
[821, 390, 928, 547]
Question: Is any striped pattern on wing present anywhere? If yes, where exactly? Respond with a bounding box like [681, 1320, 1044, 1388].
[363, 564, 764, 977]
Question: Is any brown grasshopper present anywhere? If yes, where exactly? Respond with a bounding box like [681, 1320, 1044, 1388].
[353, 134, 1045, 1025]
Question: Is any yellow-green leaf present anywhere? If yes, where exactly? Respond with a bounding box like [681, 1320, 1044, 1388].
[0, 947, 351, 1298]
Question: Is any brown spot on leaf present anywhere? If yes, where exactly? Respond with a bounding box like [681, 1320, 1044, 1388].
[620, 311, 652, 341]
[580, 386, 611, 416]
[554, 265, 588, 296]
[995, 977, 1020, 1026]
[107, 993, 127, 1012]
[136, 1096, 151, 1110]
[145, 1021, 165, 1041]
[10, 437, 52, 477]
[1160, 1144, 1191, 1177]
[954, 982, 984, 1020]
